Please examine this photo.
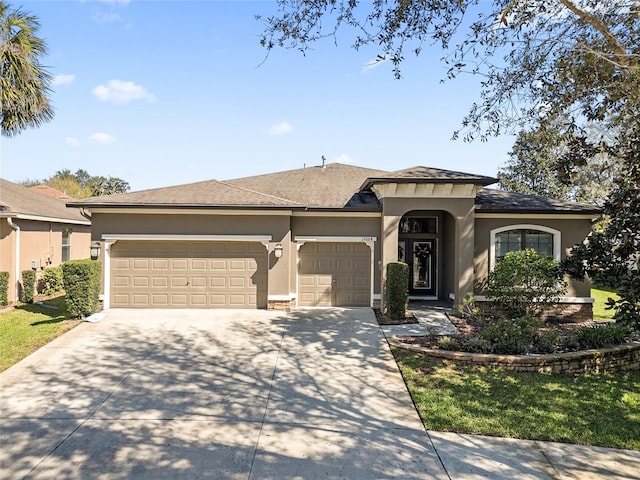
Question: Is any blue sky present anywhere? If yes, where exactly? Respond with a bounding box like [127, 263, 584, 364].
[1, 0, 516, 191]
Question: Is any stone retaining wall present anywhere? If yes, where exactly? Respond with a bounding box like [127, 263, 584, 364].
[389, 339, 640, 374]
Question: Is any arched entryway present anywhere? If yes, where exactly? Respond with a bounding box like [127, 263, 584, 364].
[396, 210, 458, 300]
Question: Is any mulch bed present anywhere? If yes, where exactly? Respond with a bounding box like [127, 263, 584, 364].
[374, 306, 639, 354]
[374, 308, 418, 325]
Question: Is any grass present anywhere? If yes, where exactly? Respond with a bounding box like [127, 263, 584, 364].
[0, 296, 81, 372]
[393, 348, 640, 451]
[591, 286, 621, 320]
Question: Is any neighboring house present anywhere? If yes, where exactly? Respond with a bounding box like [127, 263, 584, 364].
[0, 179, 92, 303]
[71, 163, 600, 318]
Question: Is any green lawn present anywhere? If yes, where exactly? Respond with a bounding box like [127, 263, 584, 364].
[591, 286, 621, 320]
[393, 348, 640, 451]
[0, 296, 81, 372]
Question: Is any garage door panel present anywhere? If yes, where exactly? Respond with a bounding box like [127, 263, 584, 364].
[111, 241, 267, 309]
[298, 242, 370, 307]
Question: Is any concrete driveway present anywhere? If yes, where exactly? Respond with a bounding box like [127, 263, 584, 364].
[0, 308, 447, 479]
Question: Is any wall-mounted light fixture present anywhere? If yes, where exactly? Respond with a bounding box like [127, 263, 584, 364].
[90, 241, 101, 260]
[274, 243, 283, 258]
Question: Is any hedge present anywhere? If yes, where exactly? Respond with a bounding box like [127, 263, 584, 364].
[62, 260, 101, 318]
[39, 266, 64, 296]
[21, 270, 36, 304]
[386, 262, 409, 320]
[0, 271, 9, 306]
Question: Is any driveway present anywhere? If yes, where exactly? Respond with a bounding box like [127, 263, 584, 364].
[0, 308, 447, 479]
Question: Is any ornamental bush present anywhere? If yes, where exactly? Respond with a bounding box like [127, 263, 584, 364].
[0, 271, 9, 306]
[386, 262, 409, 320]
[39, 266, 64, 296]
[21, 270, 36, 304]
[62, 260, 101, 318]
[485, 249, 566, 319]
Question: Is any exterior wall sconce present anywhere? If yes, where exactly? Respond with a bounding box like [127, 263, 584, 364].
[90, 241, 101, 260]
[274, 243, 283, 258]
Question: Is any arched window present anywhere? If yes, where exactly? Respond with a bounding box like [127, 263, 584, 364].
[490, 225, 561, 267]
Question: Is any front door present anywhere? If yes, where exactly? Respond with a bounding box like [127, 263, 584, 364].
[399, 239, 437, 297]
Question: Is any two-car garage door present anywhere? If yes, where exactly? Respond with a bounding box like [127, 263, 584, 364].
[110, 241, 267, 308]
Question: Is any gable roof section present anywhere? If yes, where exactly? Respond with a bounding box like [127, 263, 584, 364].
[0, 179, 90, 224]
[360, 166, 497, 191]
[226, 163, 388, 209]
[476, 189, 602, 215]
[30, 184, 76, 201]
[73, 179, 303, 208]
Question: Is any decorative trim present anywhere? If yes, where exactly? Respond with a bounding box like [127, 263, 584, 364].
[489, 224, 561, 268]
[292, 211, 381, 218]
[2, 213, 91, 225]
[102, 234, 273, 243]
[88, 208, 293, 216]
[371, 182, 480, 199]
[476, 213, 598, 220]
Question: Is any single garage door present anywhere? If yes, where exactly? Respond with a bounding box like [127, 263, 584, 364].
[110, 241, 267, 308]
[298, 242, 371, 307]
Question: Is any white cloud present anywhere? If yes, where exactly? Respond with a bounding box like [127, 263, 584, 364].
[98, 0, 130, 5]
[88, 132, 116, 145]
[268, 122, 293, 136]
[334, 153, 356, 164]
[92, 80, 156, 105]
[53, 74, 76, 86]
[91, 12, 123, 23]
[362, 56, 389, 73]
[65, 137, 80, 147]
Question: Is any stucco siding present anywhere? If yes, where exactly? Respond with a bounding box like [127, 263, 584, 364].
[0, 219, 91, 303]
[474, 217, 594, 297]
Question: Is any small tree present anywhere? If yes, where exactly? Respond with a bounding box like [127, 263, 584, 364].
[485, 249, 567, 319]
[385, 262, 409, 320]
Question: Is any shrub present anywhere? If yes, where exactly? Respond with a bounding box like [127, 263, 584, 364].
[481, 315, 544, 354]
[21, 270, 36, 304]
[39, 266, 64, 296]
[485, 249, 567, 318]
[386, 262, 409, 320]
[0, 271, 9, 306]
[439, 336, 460, 351]
[455, 292, 480, 320]
[462, 336, 492, 353]
[62, 260, 101, 318]
[575, 324, 631, 349]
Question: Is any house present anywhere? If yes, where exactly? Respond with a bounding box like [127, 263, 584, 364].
[71, 163, 600, 318]
[0, 179, 92, 303]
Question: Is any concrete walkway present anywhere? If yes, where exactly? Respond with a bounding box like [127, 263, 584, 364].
[381, 302, 460, 338]
[1, 307, 638, 479]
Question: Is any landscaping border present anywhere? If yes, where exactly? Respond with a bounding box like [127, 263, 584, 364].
[388, 338, 640, 374]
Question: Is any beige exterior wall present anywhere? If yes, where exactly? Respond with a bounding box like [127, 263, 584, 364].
[380, 197, 476, 305]
[0, 218, 91, 303]
[474, 217, 594, 297]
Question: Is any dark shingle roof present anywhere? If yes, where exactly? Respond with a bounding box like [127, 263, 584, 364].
[0, 178, 89, 223]
[226, 163, 388, 209]
[360, 166, 497, 190]
[74, 179, 302, 208]
[69, 163, 600, 215]
[476, 189, 602, 214]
